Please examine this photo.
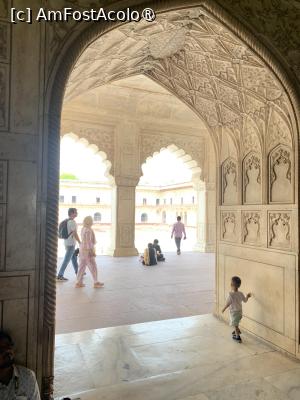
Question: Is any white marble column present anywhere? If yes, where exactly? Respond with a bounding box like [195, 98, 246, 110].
[193, 181, 216, 252]
[110, 177, 139, 257]
[109, 121, 141, 256]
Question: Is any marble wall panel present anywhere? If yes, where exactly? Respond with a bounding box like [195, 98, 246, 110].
[0, 275, 30, 365]
[218, 243, 296, 353]
[10, 2, 41, 134]
[224, 255, 284, 334]
[5, 161, 37, 270]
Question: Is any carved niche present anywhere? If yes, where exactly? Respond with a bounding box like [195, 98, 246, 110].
[221, 212, 237, 242]
[269, 212, 291, 250]
[269, 145, 293, 204]
[221, 158, 238, 205]
[243, 212, 261, 245]
[243, 152, 261, 204]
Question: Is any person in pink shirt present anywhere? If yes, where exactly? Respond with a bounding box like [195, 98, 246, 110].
[76, 216, 104, 288]
[171, 216, 186, 255]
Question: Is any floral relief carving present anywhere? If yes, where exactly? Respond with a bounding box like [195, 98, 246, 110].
[243, 152, 261, 204]
[221, 212, 236, 242]
[243, 118, 261, 154]
[222, 158, 238, 205]
[267, 110, 293, 151]
[269, 145, 293, 204]
[63, 7, 289, 139]
[243, 212, 260, 245]
[219, 0, 300, 77]
[269, 212, 291, 250]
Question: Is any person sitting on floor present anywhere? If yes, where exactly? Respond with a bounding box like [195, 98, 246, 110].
[0, 330, 41, 400]
[142, 243, 157, 266]
[153, 239, 165, 261]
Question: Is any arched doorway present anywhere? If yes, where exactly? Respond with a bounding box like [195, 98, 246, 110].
[136, 144, 216, 253]
[43, 2, 300, 397]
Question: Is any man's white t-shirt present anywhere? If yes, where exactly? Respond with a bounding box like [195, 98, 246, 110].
[64, 219, 77, 247]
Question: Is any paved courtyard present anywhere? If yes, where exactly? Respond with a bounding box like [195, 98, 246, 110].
[56, 252, 215, 334]
[54, 314, 300, 400]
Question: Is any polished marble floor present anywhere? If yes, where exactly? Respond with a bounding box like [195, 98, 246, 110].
[54, 314, 300, 400]
[56, 252, 215, 334]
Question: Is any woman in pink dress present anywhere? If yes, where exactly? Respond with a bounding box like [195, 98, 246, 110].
[75, 216, 104, 288]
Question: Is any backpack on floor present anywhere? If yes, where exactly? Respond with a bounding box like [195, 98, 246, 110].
[58, 219, 70, 239]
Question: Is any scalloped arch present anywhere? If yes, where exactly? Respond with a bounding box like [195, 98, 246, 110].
[61, 132, 115, 184]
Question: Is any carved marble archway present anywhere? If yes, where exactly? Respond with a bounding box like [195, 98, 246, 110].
[43, 1, 300, 398]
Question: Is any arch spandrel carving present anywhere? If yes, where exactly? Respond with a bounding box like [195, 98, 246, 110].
[60, 122, 115, 174]
[140, 134, 205, 178]
[267, 108, 293, 151]
[60, 132, 114, 182]
[242, 117, 262, 155]
[140, 142, 202, 182]
[268, 144, 294, 204]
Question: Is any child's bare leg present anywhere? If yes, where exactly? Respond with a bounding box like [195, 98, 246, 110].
[235, 326, 240, 336]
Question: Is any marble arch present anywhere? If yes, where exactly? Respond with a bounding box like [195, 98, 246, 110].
[61, 132, 114, 183]
[41, 1, 300, 398]
[141, 144, 202, 183]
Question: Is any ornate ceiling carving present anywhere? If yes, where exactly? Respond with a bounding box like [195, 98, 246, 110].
[65, 8, 290, 135]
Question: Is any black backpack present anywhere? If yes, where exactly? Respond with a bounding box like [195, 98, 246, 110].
[58, 219, 70, 239]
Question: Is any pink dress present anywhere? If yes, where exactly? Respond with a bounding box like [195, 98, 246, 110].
[77, 227, 98, 284]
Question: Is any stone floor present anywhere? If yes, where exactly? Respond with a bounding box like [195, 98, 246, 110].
[56, 252, 215, 334]
[54, 314, 300, 400]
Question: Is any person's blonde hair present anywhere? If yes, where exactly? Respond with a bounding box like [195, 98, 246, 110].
[83, 216, 93, 227]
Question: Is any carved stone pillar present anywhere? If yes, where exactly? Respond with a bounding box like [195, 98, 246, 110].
[193, 181, 216, 252]
[110, 177, 139, 257]
[109, 121, 141, 256]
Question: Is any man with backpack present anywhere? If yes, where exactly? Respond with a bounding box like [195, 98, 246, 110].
[57, 208, 81, 281]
